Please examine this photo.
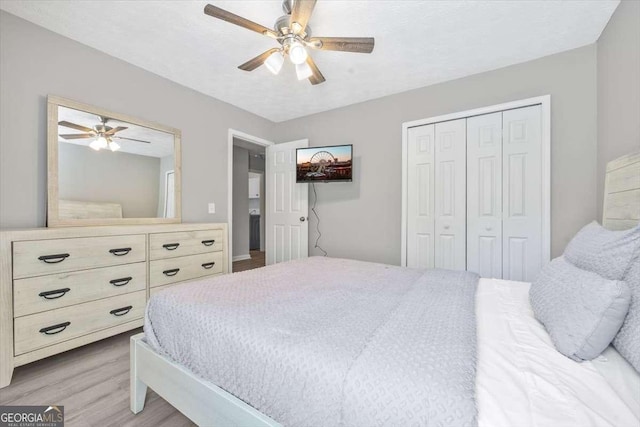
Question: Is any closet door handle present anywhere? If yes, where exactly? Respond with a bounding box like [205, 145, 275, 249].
[38, 253, 70, 264]
[109, 277, 132, 287]
[109, 248, 132, 256]
[38, 288, 71, 300]
[162, 243, 180, 250]
[201, 262, 215, 269]
[39, 322, 70, 335]
[163, 268, 180, 277]
[110, 306, 133, 317]
[201, 239, 215, 246]
[485, 226, 493, 231]
[444, 225, 450, 230]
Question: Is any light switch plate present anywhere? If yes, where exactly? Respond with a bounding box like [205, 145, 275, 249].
[208, 203, 216, 214]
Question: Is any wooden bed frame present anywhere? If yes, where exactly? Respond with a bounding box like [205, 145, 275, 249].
[130, 334, 280, 426]
[130, 151, 640, 426]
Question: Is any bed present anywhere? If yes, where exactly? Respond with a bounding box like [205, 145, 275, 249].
[131, 151, 640, 426]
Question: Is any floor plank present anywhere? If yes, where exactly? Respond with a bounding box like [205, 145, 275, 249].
[0, 328, 194, 427]
[233, 250, 265, 272]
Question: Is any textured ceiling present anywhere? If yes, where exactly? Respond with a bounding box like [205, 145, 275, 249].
[1, 0, 619, 122]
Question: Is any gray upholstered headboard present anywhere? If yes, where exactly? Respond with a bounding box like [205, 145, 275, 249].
[603, 151, 640, 230]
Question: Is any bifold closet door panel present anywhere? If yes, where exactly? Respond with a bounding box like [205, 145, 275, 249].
[502, 105, 543, 281]
[434, 119, 466, 270]
[467, 112, 503, 278]
[406, 125, 435, 268]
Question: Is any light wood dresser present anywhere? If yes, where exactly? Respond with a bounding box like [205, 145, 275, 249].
[0, 223, 228, 388]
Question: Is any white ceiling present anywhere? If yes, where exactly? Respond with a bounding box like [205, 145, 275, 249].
[1, 0, 619, 122]
[58, 106, 175, 158]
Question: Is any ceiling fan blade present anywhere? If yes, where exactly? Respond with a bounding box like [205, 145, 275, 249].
[238, 48, 280, 71]
[204, 4, 278, 39]
[59, 133, 95, 139]
[290, 0, 316, 34]
[58, 121, 96, 133]
[104, 126, 128, 136]
[306, 56, 325, 85]
[112, 136, 152, 144]
[309, 37, 375, 53]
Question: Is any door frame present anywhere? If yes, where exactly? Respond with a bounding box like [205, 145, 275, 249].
[227, 129, 274, 273]
[400, 95, 551, 267]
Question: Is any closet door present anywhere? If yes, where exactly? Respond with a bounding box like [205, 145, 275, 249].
[434, 119, 466, 270]
[406, 125, 435, 268]
[467, 112, 503, 278]
[502, 105, 542, 281]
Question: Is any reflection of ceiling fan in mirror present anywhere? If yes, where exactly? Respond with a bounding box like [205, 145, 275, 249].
[58, 117, 151, 152]
[203, 0, 375, 85]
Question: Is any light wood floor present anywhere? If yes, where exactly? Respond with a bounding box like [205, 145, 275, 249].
[232, 250, 265, 272]
[0, 328, 194, 427]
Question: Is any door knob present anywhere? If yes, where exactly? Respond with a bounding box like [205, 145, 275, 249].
[486, 226, 493, 231]
[300, 217, 306, 222]
[444, 225, 450, 230]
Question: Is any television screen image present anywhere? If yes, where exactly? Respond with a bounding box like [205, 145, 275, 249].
[296, 145, 353, 183]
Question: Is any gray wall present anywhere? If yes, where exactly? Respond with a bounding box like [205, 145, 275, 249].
[232, 145, 250, 258]
[597, 0, 640, 218]
[274, 45, 598, 265]
[0, 11, 275, 228]
[58, 142, 160, 218]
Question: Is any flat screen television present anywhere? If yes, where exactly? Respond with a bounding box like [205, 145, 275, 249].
[296, 145, 353, 183]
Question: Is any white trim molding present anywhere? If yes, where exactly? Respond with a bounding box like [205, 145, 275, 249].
[227, 129, 274, 273]
[232, 254, 252, 262]
[401, 95, 551, 268]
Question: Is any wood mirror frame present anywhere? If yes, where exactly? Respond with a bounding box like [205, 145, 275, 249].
[47, 95, 182, 227]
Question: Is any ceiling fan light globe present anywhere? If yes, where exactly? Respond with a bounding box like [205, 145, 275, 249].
[289, 42, 308, 65]
[109, 141, 121, 152]
[295, 62, 313, 80]
[95, 135, 108, 149]
[89, 140, 102, 151]
[265, 51, 284, 75]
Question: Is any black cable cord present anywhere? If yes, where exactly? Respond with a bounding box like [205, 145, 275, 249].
[311, 182, 328, 256]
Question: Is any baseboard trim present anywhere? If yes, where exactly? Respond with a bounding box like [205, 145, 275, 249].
[232, 254, 252, 262]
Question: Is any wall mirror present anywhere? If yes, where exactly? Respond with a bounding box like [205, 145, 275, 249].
[47, 95, 181, 226]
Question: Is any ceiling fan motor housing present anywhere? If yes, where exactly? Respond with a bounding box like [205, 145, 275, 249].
[274, 14, 311, 39]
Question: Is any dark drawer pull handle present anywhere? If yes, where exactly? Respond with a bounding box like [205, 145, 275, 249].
[109, 248, 132, 256]
[163, 268, 180, 277]
[162, 243, 180, 250]
[38, 288, 71, 300]
[40, 322, 70, 335]
[201, 239, 216, 246]
[38, 254, 70, 264]
[110, 305, 133, 316]
[109, 277, 132, 287]
[201, 262, 216, 269]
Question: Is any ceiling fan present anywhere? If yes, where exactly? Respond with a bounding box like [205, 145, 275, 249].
[58, 117, 151, 152]
[203, 0, 375, 85]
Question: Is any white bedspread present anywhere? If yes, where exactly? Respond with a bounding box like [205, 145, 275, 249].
[476, 278, 640, 427]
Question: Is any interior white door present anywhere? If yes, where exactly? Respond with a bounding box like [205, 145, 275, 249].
[164, 170, 175, 218]
[406, 124, 435, 268]
[502, 105, 542, 281]
[467, 112, 503, 278]
[434, 119, 467, 270]
[266, 139, 309, 265]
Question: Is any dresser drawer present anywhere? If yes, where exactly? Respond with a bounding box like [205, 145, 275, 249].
[14, 290, 146, 355]
[149, 229, 223, 260]
[14, 262, 146, 317]
[150, 252, 224, 287]
[13, 234, 146, 279]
